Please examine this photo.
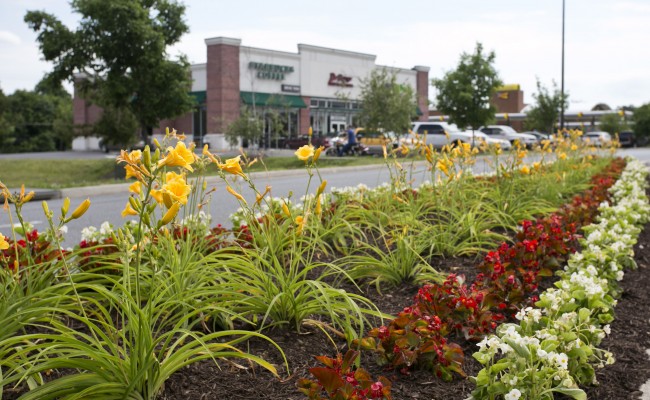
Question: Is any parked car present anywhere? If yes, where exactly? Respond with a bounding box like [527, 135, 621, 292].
[479, 125, 538, 148]
[356, 128, 399, 155]
[617, 131, 636, 148]
[521, 131, 557, 146]
[582, 131, 612, 147]
[411, 122, 511, 150]
[99, 137, 147, 153]
[278, 135, 331, 149]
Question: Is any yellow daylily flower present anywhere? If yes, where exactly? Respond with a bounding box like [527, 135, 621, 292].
[121, 202, 139, 218]
[150, 189, 164, 204]
[295, 214, 307, 234]
[124, 165, 142, 181]
[218, 155, 244, 176]
[162, 176, 191, 205]
[129, 181, 142, 194]
[0, 233, 9, 250]
[165, 171, 186, 185]
[295, 145, 315, 161]
[158, 141, 195, 172]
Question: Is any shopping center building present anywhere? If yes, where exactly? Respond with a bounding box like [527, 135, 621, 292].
[73, 36, 430, 150]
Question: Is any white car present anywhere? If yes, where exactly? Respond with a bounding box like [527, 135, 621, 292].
[411, 122, 511, 150]
[582, 131, 612, 147]
[479, 125, 538, 148]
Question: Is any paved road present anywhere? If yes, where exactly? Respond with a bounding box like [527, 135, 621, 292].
[1, 148, 648, 247]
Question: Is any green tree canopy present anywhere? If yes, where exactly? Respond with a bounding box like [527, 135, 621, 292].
[358, 68, 417, 135]
[524, 79, 568, 134]
[599, 113, 629, 136]
[633, 103, 650, 141]
[1, 85, 72, 153]
[432, 43, 502, 131]
[25, 0, 194, 142]
[225, 107, 264, 148]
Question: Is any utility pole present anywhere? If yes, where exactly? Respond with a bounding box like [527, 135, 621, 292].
[560, 0, 565, 131]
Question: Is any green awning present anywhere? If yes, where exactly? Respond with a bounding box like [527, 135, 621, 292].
[240, 91, 306, 108]
[190, 90, 206, 104]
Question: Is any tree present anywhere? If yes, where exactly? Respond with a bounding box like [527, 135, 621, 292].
[358, 68, 417, 135]
[599, 113, 629, 136]
[25, 0, 195, 144]
[633, 103, 650, 143]
[1, 81, 73, 153]
[224, 107, 264, 148]
[525, 79, 568, 134]
[432, 43, 502, 132]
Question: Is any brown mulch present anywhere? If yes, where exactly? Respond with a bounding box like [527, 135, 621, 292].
[157, 221, 650, 400]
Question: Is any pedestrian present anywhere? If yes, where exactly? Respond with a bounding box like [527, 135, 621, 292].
[339, 125, 357, 156]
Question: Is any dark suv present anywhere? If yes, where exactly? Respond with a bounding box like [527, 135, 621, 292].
[617, 131, 636, 148]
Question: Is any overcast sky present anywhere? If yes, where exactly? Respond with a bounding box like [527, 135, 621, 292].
[1, 0, 649, 111]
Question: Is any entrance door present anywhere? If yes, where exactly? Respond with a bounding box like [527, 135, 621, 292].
[330, 115, 347, 134]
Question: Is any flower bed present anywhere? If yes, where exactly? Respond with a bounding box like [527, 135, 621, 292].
[1, 131, 645, 400]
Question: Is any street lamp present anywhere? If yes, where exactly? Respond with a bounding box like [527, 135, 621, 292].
[560, 0, 565, 131]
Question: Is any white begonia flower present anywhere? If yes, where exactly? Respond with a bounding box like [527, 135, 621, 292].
[505, 388, 522, 400]
[537, 349, 548, 358]
[603, 325, 611, 335]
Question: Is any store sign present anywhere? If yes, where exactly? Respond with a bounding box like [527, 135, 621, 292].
[281, 84, 300, 93]
[328, 73, 353, 87]
[248, 62, 294, 80]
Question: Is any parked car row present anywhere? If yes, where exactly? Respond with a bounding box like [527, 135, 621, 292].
[276, 125, 640, 155]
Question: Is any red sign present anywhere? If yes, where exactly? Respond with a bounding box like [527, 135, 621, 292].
[328, 73, 353, 87]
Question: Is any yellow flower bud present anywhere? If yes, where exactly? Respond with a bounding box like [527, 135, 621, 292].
[282, 201, 291, 218]
[313, 146, 324, 163]
[316, 180, 327, 196]
[226, 186, 247, 205]
[42, 201, 51, 217]
[162, 192, 174, 209]
[61, 197, 70, 216]
[70, 199, 91, 220]
[159, 202, 180, 226]
[22, 191, 35, 203]
[315, 194, 322, 217]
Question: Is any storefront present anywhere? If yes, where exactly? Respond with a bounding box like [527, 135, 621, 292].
[191, 37, 430, 148]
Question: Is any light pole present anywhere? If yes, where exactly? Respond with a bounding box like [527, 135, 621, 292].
[560, 0, 565, 131]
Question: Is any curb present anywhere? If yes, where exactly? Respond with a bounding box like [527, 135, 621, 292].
[3, 188, 62, 201]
